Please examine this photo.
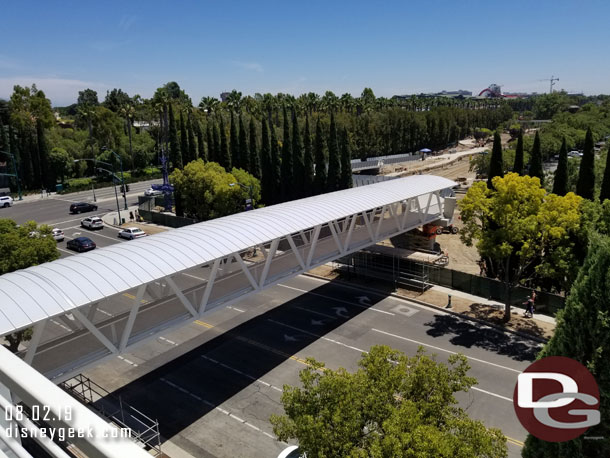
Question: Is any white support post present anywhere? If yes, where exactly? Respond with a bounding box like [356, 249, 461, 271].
[401, 199, 411, 229]
[257, 244, 267, 259]
[165, 276, 198, 317]
[362, 211, 375, 242]
[72, 309, 118, 354]
[286, 234, 307, 271]
[424, 192, 433, 220]
[328, 221, 345, 255]
[200, 258, 221, 313]
[414, 197, 424, 224]
[24, 320, 46, 364]
[343, 213, 357, 252]
[435, 191, 442, 217]
[234, 252, 260, 291]
[306, 225, 322, 267]
[299, 230, 309, 244]
[119, 284, 146, 351]
[86, 303, 99, 322]
[259, 238, 279, 288]
[374, 205, 387, 239]
[388, 203, 402, 232]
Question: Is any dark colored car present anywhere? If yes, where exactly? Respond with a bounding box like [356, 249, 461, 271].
[66, 237, 96, 252]
[70, 202, 98, 214]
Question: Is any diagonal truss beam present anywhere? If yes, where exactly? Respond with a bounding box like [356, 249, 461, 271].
[165, 276, 197, 317]
[200, 258, 221, 313]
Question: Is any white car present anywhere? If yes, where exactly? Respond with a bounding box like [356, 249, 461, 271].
[144, 187, 162, 197]
[81, 216, 104, 230]
[52, 228, 65, 242]
[0, 196, 13, 208]
[118, 227, 147, 240]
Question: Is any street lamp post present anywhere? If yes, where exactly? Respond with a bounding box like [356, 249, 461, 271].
[102, 147, 128, 210]
[229, 182, 254, 210]
[75, 158, 122, 224]
[0, 151, 22, 201]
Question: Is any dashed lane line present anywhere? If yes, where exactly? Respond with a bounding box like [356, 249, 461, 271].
[200, 355, 283, 393]
[160, 377, 278, 441]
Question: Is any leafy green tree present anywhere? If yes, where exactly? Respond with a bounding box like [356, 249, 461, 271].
[270, 121, 282, 204]
[48, 147, 71, 184]
[238, 115, 249, 174]
[513, 130, 524, 175]
[292, 108, 305, 198]
[280, 107, 293, 201]
[528, 131, 544, 186]
[326, 112, 340, 192]
[248, 118, 261, 179]
[313, 118, 327, 195]
[179, 110, 188, 164]
[0, 122, 7, 153]
[339, 127, 353, 190]
[168, 104, 182, 170]
[522, 234, 610, 458]
[230, 111, 240, 169]
[552, 137, 569, 196]
[487, 130, 504, 188]
[270, 345, 507, 458]
[231, 167, 261, 207]
[576, 127, 595, 200]
[260, 118, 273, 204]
[600, 149, 610, 203]
[170, 160, 259, 220]
[187, 114, 197, 164]
[0, 219, 60, 352]
[459, 173, 583, 321]
[303, 115, 314, 197]
[219, 116, 231, 170]
[103, 88, 130, 113]
[36, 119, 51, 189]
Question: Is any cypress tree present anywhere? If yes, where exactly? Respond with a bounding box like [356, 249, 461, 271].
[179, 110, 188, 164]
[552, 137, 569, 196]
[270, 122, 282, 204]
[238, 115, 249, 171]
[213, 119, 221, 163]
[600, 147, 610, 203]
[249, 118, 261, 179]
[487, 130, 503, 189]
[260, 118, 273, 204]
[230, 111, 240, 169]
[313, 118, 327, 195]
[576, 127, 595, 200]
[292, 108, 304, 198]
[326, 112, 340, 192]
[197, 121, 207, 161]
[168, 104, 182, 169]
[0, 122, 7, 153]
[339, 127, 353, 190]
[528, 131, 544, 186]
[280, 107, 293, 201]
[521, 234, 610, 458]
[303, 115, 314, 197]
[19, 127, 34, 189]
[36, 119, 51, 189]
[206, 121, 215, 162]
[513, 130, 524, 175]
[187, 114, 197, 164]
[219, 116, 231, 170]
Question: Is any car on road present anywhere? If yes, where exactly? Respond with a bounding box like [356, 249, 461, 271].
[144, 187, 163, 197]
[52, 228, 65, 241]
[0, 196, 13, 208]
[66, 237, 96, 252]
[118, 227, 148, 240]
[81, 216, 104, 230]
[70, 202, 98, 214]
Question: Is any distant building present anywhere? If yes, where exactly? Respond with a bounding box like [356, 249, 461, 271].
[394, 89, 472, 99]
[220, 92, 230, 102]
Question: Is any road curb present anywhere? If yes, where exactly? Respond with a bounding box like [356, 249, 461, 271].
[302, 272, 549, 344]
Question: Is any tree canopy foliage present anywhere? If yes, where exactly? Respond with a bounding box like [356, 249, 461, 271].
[270, 345, 507, 458]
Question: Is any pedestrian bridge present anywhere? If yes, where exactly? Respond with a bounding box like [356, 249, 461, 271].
[0, 174, 456, 456]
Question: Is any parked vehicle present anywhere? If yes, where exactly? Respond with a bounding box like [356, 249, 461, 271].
[70, 202, 98, 214]
[52, 228, 65, 241]
[144, 187, 162, 197]
[67, 237, 96, 252]
[81, 216, 104, 230]
[0, 196, 13, 208]
[118, 227, 147, 240]
[436, 224, 459, 235]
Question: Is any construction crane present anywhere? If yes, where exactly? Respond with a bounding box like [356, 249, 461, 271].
[540, 76, 559, 94]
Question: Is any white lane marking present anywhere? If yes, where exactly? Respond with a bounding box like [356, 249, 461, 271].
[160, 377, 279, 441]
[371, 329, 522, 373]
[227, 306, 245, 313]
[201, 354, 283, 392]
[278, 284, 394, 316]
[50, 319, 71, 332]
[62, 225, 124, 241]
[267, 320, 515, 403]
[117, 355, 139, 367]
[51, 217, 87, 227]
[292, 305, 336, 320]
[97, 308, 113, 317]
[158, 336, 178, 346]
[182, 272, 207, 281]
[57, 247, 74, 255]
[267, 319, 367, 354]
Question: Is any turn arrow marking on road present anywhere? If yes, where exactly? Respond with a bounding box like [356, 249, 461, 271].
[356, 295, 371, 305]
[332, 306, 349, 318]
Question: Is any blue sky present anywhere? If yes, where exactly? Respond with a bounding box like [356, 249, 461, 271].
[1, 0, 609, 106]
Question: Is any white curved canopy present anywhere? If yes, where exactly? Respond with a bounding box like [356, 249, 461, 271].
[0, 175, 455, 335]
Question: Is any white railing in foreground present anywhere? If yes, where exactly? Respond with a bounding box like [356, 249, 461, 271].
[0, 345, 149, 458]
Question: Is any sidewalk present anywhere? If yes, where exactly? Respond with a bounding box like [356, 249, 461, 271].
[101, 205, 169, 235]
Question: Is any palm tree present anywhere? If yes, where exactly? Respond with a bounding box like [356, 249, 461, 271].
[321, 91, 339, 113]
[225, 90, 243, 112]
[119, 103, 136, 169]
[340, 93, 355, 114]
[199, 97, 220, 116]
